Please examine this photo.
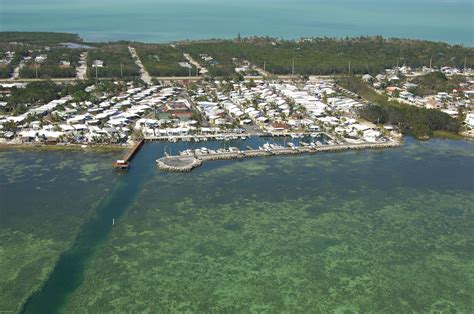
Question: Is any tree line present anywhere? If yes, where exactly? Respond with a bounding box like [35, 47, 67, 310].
[179, 37, 473, 76]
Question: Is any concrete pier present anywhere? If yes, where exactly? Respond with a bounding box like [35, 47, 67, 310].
[156, 141, 402, 172]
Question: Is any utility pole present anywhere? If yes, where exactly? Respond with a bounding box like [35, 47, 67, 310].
[263, 61, 266, 73]
[429, 57, 432, 69]
[292, 58, 295, 76]
[348, 61, 351, 74]
[189, 66, 191, 77]
[464, 57, 467, 71]
[95, 65, 98, 80]
[120, 62, 123, 78]
[35, 65, 38, 79]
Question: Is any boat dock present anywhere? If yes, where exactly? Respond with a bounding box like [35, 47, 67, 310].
[156, 141, 402, 172]
[112, 139, 145, 170]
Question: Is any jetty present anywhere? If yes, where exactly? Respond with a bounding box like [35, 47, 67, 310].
[156, 141, 402, 172]
[113, 139, 145, 170]
[156, 156, 203, 172]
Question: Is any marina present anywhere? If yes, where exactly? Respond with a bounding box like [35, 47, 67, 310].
[114, 133, 333, 169]
[112, 131, 401, 172]
[156, 140, 402, 172]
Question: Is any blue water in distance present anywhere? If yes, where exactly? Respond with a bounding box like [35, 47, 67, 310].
[1, 0, 473, 45]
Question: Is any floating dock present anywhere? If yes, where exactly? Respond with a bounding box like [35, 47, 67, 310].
[113, 139, 145, 170]
[156, 141, 402, 172]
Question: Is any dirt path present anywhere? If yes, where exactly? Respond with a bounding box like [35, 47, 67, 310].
[128, 46, 152, 85]
[183, 53, 207, 75]
[76, 51, 88, 80]
[11, 61, 25, 80]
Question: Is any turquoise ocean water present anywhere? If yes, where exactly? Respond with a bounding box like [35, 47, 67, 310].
[1, 0, 473, 45]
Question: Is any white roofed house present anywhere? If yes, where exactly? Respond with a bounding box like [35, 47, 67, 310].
[73, 124, 88, 131]
[59, 124, 75, 132]
[345, 123, 369, 139]
[403, 82, 418, 90]
[375, 74, 386, 81]
[399, 91, 415, 102]
[34, 55, 47, 64]
[436, 92, 449, 101]
[363, 129, 382, 142]
[59, 60, 71, 68]
[67, 114, 92, 125]
[362, 74, 374, 82]
[106, 117, 129, 128]
[134, 118, 159, 137]
[19, 130, 38, 142]
[19, 129, 64, 143]
[92, 60, 104, 68]
[465, 112, 474, 129]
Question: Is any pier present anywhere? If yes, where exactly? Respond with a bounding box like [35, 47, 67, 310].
[113, 139, 145, 170]
[156, 141, 402, 172]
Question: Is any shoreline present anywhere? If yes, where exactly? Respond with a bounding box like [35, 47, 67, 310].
[0, 141, 130, 152]
[2, 132, 473, 153]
